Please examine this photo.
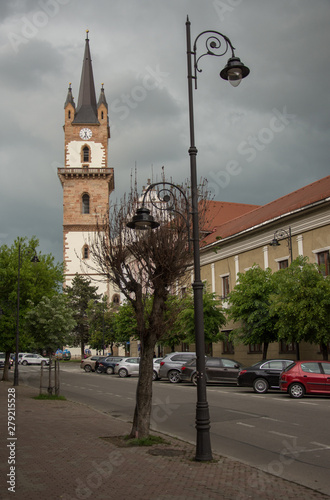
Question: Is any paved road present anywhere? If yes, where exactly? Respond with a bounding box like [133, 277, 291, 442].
[17, 362, 330, 496]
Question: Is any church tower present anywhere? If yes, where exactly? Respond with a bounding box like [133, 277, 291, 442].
[58, 31, 114, 293]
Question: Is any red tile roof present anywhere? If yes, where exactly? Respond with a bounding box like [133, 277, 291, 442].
[202, 175, 330, 247]
[200, 199, 260, 234]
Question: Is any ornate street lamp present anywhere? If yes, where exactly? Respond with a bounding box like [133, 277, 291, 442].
[186, 16, 249, 461]
[269, 227, 293, 263]
[14, 243, 39, 386]
[128, 18, 249, 461]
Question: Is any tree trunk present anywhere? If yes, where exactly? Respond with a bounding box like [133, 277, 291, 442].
[129, 333, 156, 438]
[320, 342, 328, 361]
[81, 340, 85, 360]
[262, 342, 268, 359]
[1, 351, 11, 381]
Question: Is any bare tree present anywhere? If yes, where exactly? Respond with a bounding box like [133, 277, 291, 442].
[88, 178, 209, 438]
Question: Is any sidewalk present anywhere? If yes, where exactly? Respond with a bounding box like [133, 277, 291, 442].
[0, 381, 329, 500]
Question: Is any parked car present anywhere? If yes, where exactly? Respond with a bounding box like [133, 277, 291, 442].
[181, 357, 243, 385]
[95, 357, 124, 374]
[152, 358, 163, 381]
[280, 360, 330, 398]
[0, 353, 13, 369]
[114, 357, 140, 377]
[81, 355, 107, 373]
[158, 352, 196, 383]
[20, 354, 49, 366]
[237, 359, 294, 393]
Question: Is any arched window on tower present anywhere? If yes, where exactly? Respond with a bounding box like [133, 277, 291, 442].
[82, 145, 90, 163]
[112, 294, 120, 305]
[82, 193, 90, 214]
[82, 245, 89, 259]
[68, 110, 71, 119]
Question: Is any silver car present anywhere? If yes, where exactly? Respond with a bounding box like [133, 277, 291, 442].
[158, 352, 196, 383]
[20, 354, 49, 366]
[114, 357, 140, 377]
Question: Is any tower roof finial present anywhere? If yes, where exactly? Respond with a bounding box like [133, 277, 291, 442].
[86, 29, 89, 40]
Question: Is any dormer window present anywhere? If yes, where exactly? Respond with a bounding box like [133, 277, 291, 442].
[82, 146, 90, 163]
[82, 193, 90, 214]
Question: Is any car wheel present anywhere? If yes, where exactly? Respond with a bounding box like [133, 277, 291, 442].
[106, 366, 114, 375]
[22, 360, 28, 366]
[152, 370, 158, 381]
[192, 373, 198, 386]
[168, 370, 181, 383]
[253, 378, 269, 394]
[96, 367, 103, 374]
[118, 368, 128, 378]
[84, 365, 92, 373]
[289, 383, 305, 399]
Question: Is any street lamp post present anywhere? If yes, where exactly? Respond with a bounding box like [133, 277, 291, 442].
[127, 18, 249, 461]
[269, 227, 293, 263]
[14, 243, 39, 386]
[185, 16, 249, 461]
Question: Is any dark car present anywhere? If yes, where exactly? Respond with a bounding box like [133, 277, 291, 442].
[237, 359, 294, 393]
[181, 357, 243, 386]
[95, 356, 123, 374]
[280, 360, 330, 398]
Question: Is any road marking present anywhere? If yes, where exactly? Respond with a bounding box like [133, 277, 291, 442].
[310, 442, 330, 450]
[298, 402, 318, 406]
[252, 395, 266, 398]
[226, 409, 258, 417]
[269, 431, 297, 439]
[261, 417, 280, 422]
[237, 422, 255, 428]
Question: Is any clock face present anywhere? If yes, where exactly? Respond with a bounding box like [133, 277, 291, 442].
[79, 128, 92, 140]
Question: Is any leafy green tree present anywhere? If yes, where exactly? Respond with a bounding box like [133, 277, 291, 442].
[87, 296, 131, 354]
[25, 294, 76, 356]
[227, 266, 279, 359]
[65, 274, 100, 359]
[0, 237, 63, 381]
[271, 257, 330, 359]
[162, 289, 226, 353]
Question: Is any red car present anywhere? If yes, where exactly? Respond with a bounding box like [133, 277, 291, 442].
[280, 360, 330, 398]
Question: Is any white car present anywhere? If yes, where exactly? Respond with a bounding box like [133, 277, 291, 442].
[152, 358, 163, 381]
[20, 354, 49, 366]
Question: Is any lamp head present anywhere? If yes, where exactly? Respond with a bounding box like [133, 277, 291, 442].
[31, 253, 40, 263]
[269, 238, 280, 248]
[220, 56, 250, 87]
[126, 207, 160, 230]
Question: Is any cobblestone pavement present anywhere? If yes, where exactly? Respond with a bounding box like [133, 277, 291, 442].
[0, 381, 329, 500]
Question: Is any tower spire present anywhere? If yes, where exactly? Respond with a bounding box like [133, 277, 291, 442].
[73, 30, 98, 124]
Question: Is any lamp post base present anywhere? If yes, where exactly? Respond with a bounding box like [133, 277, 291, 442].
[195, 401, 213, 461]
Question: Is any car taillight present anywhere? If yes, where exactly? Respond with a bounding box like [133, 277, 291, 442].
[239, 369, 247, 376]
[181, 366, 186, 372]
[160, 361, 165, 366]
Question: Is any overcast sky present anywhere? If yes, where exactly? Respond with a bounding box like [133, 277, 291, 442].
[1, 0, 329, 264]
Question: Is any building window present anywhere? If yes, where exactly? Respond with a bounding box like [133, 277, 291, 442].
[222, 275, 230, 299]
[68, 110, 71, 119]
[112, 294, 120, 305]
[222, 331, 234, 354]
[181, 287, 187, 297]
[82, 245, 89, 259]
[317, 250, 329, 276]
[280, 340, 296, 354]
[82, 193, 90, 214]
[248, 344, 262, 354]
[278, 259, 289, 269]
[101, 111, 104, 119]
[82, 146, 90, 163]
